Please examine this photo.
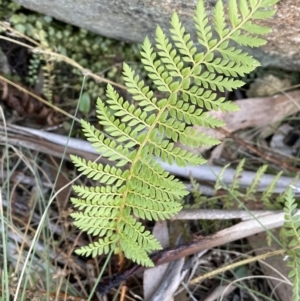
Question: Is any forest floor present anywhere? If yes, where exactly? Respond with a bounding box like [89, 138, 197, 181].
[1, 2, 300, 301]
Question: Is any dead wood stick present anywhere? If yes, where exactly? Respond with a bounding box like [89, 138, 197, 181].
[172, 209, 280, 220]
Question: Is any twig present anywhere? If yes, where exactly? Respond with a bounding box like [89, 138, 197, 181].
[172, 209, 280, 221]
[0, 32, 127, 91]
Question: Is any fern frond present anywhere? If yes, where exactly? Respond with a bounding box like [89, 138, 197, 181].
[214, 160, 285, 210]
[214, 0, 229, 39]
[194, 71, 245, 92]
[217, 44, 259, 67]
[105, 84, 151, 129]
[127, 190, 180, 220]
[242, 21, 271, 35]
[131, 166, 184, 201]
[72, 212, 118, 237]
[231, 31, 266, 47]
[71, 0, 278, 266]
[287, 255, 300, 301]
[283, 188, 300, 301]
[156, 26, 184, 78]
[205, 58, 254, 77]
[284, 188, 300, 247]
[95, 100, 140, 149]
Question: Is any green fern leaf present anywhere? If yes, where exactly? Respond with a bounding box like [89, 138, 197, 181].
[75, 236, 118, 257]
[214, 0, 229, 39]
[70, 155, 127, 186]
[156, 26, 183, 77]
[81, 120, 132, 166]
[194, 0, 213, 49]
[228, 0, 240, 28]
[205, 58, 254, 77]
[140, 158, 188, 200]
[231, 31, 266, 47]
[170, 13, 196, 63]
[169, 102, 225, 128]
[217, 44, 260, 67]
[71, 0, 279, 266]
[252, 9, 276, 19]
[123, 63, 158, 111]
[242, 22, 271, 34]
[194, 71, 245, 92]
[240, 0, 251, 19]
[182, 87, 239, 111]
[246, 164, 268, 196]
[141, 37, 170, 93]
[106, 84, 150, 129]
[147, 135, 205, 166]
[72, 185, 121, 203]
[283, 188, 300, 301]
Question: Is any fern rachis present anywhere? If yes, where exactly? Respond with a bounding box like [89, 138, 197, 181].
[71, 0, 279, 266]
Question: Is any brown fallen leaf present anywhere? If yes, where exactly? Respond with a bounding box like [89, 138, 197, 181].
[196, 90, 300, 153]
[0, 79, 61, 125]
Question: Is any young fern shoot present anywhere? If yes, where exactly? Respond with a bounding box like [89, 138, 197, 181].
[71, 0, 279, 266]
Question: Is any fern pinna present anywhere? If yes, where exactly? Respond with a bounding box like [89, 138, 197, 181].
[70, 0, 278, 266]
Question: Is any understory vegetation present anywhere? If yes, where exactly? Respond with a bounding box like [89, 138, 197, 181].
[1, 0, 300, 301]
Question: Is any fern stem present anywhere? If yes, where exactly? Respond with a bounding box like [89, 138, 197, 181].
[117, 98, 172, 229]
